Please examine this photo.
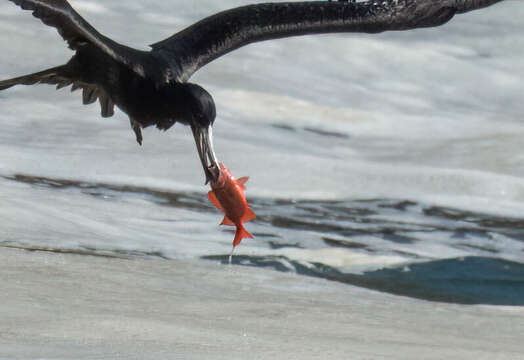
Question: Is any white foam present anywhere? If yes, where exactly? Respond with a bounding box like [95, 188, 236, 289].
[70, 1, 109, 14]
[139, 12, 184, 26]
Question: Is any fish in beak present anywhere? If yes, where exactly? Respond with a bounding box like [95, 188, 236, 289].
[207, 162, 256, 255]
[192, 125, 220, 184]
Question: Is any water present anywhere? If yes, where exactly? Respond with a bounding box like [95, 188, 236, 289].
[1, 0, 523, 305]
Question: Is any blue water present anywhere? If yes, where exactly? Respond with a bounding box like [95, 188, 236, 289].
[205, 255, 524, 305]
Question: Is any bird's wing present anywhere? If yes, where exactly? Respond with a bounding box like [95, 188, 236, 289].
[0, 65, 115, 117]
[8, 0, 150, 78]
[151, 0, 504, 82]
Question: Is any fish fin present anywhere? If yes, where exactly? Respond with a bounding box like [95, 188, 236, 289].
[242, 207, 256, 223]
[235, 177, 249, 191]
[207, 191, 223, 211]
[220, 216, 235, 226]
[236, 177, 249, 186]
[233, 224, 254, 247]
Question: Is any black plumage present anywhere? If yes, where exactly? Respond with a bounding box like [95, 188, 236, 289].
[0, 0, 504, 182]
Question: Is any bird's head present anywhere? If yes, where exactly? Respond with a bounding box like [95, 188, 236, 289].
[183, 83, 219, 184]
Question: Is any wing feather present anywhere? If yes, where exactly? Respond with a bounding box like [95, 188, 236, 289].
[0, 66, 116, 117]
[151, 0, 504, 82]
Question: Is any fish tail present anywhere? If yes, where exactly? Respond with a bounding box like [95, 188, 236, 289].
[233, 223, 253, 247]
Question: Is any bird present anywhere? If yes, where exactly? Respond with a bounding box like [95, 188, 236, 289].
[0, 0, 504, 183]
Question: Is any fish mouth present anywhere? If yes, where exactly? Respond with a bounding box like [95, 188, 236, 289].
[192, 125, 220, 184]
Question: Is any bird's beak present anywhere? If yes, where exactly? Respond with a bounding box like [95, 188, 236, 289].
[192, 125, 220, 184]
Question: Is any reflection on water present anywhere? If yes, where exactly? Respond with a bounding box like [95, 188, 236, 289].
[2, 173, 524, 305]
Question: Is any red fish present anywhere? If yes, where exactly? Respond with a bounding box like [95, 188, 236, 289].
[208, 163, 256, 247]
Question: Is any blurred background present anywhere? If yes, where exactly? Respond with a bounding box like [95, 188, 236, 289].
[0, 0, 523, 304]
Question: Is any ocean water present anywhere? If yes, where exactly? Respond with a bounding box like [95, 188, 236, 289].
[0, 0, 523, 305]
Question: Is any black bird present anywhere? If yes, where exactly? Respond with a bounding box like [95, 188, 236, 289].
[0, 0, 503, 182]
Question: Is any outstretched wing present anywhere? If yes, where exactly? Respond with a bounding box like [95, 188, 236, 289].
[8, 0, 150, 78]
[151, 0, 504, 82]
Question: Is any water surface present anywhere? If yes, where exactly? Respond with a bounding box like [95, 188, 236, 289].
[1, 0, 523, 305]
